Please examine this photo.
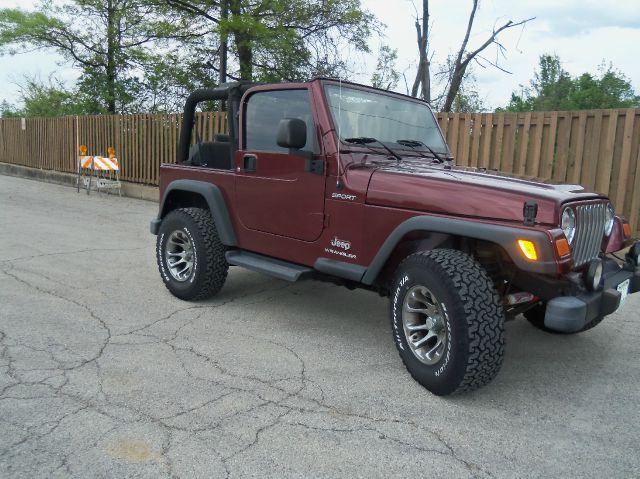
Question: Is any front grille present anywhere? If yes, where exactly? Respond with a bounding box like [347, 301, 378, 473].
[572, 203, 607, 267]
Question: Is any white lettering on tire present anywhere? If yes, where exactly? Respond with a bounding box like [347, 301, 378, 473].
[183, 227, 198, 284]
[158, 232, 171, 282]
[392, 275, 409, 351]
[435, 303, 452, 377]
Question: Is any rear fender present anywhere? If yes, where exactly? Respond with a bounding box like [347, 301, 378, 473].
[154, 179, 237, 246]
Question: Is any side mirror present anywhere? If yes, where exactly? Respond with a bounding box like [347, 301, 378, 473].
[277, 118, 307, 150]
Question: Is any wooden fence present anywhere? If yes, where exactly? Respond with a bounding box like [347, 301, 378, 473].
[0, 112, 226, 186]
[1, 109, 639, 232]
[436, 110, 640, 232]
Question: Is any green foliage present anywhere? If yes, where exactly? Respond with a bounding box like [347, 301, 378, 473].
[371, 45, 400, 90]
[163, 0, 378, 82]
[0, 1, 187, 113]
[451, 89, 485, 113]
[0, 77, 89, 117]
[0, 0, 378, 114]
[500, 54, 640, 112]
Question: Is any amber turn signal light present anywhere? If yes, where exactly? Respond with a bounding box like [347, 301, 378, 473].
[555, 237, 571, 257]
[623, 223, 631, 238]
[517, 240, 538, 261]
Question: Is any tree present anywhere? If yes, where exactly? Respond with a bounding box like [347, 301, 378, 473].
[501, 54, 640, 111]
[0, 1, 186, 113]
[159, 0, 378, 83]
[371, 45, 400, 90]
[449, 72, 485, 113]
[0, 76, 88, 117]
[410, 0, 533, 112]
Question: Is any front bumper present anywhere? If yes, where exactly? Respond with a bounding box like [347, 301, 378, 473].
[544, 256, 640, 333]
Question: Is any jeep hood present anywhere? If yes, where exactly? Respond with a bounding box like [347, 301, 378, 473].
[366, 161, 604, 225]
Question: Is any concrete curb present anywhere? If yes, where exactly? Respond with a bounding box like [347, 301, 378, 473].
[0, 162, 159, 202]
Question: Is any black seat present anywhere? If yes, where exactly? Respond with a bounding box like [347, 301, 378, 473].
[187, 141, 232, 169]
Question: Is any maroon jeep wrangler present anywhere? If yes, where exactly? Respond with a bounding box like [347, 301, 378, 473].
[151, 78, 640, 395]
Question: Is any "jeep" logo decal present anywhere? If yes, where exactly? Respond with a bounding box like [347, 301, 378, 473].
[330, 237, 351, 250]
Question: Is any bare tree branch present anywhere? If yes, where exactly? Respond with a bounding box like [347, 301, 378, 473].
[442, 12, 534, 111]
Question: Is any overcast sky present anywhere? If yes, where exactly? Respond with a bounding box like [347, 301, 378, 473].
[0, 0, 639, 110]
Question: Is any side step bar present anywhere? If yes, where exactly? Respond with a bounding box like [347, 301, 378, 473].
[225, 251, 313, 282]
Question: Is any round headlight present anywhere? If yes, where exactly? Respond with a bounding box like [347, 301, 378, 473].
[604, 204, 615, 236]
[561, 208, 576, 244]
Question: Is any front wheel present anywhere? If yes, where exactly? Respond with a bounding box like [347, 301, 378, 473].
[156, 207, 228, 300]
[390, 249, 505, 396]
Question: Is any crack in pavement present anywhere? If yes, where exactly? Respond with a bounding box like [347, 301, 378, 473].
[1, 247, 491, 478]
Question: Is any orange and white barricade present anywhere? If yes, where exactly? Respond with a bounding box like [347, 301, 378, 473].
[76, 145, 121, 196]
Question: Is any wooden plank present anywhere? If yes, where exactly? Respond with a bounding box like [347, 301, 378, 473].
[157, 114, 162, 183]
[515, 112, 531, 175]
[540, 111, 558, 180]
[144, 114, 149, 183]
[146, 114, 151, 183]
[176, 113, 182, 162]
[553, 112, 571, 181]
[491, 113, 504, 170]
[595, 109, 619, 195]
[448, 114, 460, 159]
[153, 114, 160, 184]
[569, 111, 587, 183]
[439, 113, 449, 139]
[501, 114, 516, 173]
[581, 111, 602, 190]
[133, 115, 139, 183]
[469, 113, 482, 167]
[480, 113, 492, 168]
[628, 143, 640, 234]
[147, 114, 152, 183]
[124, 115, 135, 180]
[139, 115, 144, 183]
[526, 112, 545, 177]
[458, 113, 472, 166]
[526, 113, 539, 176]
[613, 109, 636, 209]
[168, 114, 174, 164]
[115, 115, 122, 178]
[118, 115, 125, 180]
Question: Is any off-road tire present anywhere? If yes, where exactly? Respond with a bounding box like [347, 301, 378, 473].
[156, 207, 228, 300]
[390, 249, 505, 395]
[524, 302, 604, 334]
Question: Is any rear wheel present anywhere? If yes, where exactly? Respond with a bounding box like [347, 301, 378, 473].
[390, 249, 505, 396]
[156, 207, 228, 300]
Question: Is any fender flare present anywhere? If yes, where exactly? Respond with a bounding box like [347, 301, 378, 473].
[361, 215, 557, 285]
[154, 179, 237, 246]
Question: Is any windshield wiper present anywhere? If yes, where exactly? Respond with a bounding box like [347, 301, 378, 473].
[396, 139, 451, 164]
[344, 137, 403, 162]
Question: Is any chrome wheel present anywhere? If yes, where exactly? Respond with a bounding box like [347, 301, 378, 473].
[402, 285, 447, 365]
[165, 230, 195, 282]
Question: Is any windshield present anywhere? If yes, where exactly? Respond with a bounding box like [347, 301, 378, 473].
[324, 84, 447, 153]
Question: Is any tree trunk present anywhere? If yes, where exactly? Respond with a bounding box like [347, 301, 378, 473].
[411, 0, 430, 102]
[105, 0, 117, 113]
[230, 0, 252, 81]
[442, 65, 466, 112]
[219, 0, 228, 84]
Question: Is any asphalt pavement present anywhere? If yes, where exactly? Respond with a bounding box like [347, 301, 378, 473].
[1, 174, 638, 478]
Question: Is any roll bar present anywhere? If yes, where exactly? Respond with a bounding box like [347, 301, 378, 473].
[177, 82, 256, 164]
